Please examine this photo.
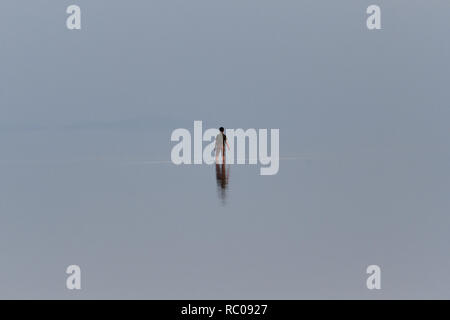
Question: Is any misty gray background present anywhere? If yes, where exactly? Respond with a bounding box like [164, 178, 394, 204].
[1, 0, 449, 299]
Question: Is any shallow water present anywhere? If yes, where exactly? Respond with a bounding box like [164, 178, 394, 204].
[1, 142, 449, 299]
[2, 0, 450, 299]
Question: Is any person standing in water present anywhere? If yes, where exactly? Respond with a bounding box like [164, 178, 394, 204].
[215, 127, 230, 163]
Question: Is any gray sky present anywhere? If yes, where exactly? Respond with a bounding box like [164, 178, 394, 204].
[0, 1, 449, 298]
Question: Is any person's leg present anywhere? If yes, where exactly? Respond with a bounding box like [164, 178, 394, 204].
[215, 146, 223, 163]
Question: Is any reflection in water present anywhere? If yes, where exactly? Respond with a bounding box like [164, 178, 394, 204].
[215, 163, 230, 205]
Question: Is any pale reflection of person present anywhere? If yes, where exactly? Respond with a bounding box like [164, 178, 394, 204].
[215, 162, 229, 203]
[215, 127, 230, 164]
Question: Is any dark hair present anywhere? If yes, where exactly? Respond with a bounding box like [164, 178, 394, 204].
[219, 127, 224, 132]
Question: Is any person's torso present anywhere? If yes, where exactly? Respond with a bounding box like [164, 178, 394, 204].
[216, 133, 224, 147]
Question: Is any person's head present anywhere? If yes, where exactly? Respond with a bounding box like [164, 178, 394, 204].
[219, 127, 224, 133]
